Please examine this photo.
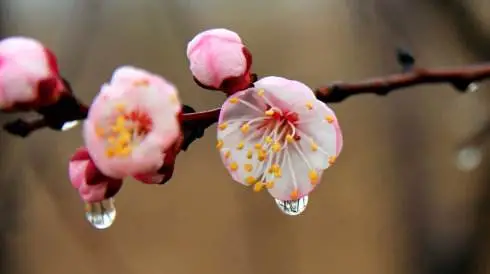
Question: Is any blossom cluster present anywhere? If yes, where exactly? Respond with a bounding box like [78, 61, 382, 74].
[0, 28, 343, 211]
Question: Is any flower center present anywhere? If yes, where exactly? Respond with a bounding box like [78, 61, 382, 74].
[95, 103, 153, 158]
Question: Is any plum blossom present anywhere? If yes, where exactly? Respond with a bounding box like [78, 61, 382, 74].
[186, 28, 253, 93]
[69, 147, 123, 203]
[0, 36, 64, 111]
[216, 76, 343, 201]
[83, 66, 182, 179]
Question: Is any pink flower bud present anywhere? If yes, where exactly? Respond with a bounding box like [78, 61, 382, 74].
[69, 147, 123, 203]
[187, 28, 253, 94]
[0, 37, 64, 112]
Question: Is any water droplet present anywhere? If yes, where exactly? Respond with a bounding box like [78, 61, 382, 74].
[456, 146, 483, 172]
[275, 196, 308, 216]
[467, 83, 479, 93]
[84, 198, 116, 230]
[61, 120, 80, 131]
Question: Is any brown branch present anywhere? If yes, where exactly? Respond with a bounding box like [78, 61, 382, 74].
[315, 63, 490, 103]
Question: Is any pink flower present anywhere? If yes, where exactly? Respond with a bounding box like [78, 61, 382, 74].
[186, 28, 253, 94]
[216, 76, 343, 201]
[0, 36, 64, 111]
[83, 66, 182, 179]
[69, 147, 123, 203]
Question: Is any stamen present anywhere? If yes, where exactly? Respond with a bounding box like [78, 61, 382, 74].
[325, 115, 335, 123]
[246, 150, 253, 159]
[253, 182, 264, 192]
[254, 143, 262, 150]
[237, 142, 245, 150]
[95, 126, 105, 137]
[286, 134, 294, 143]
[230, 162, 238, 171]
[224, 150, 231, 159]
[258, 150, 267, 161]
[272, 142, 281, 152]
[241, 124, 249, 134]
[290, 188, 299, 200]
[218, 123, 228, 131]
[311, 141, 319, 152]
[265, 109, 274, 116]
[265, 181, 275, 189]
[244, 163, 253, 172]
[245, 176, 256, 185]
[328, 156, 336, 165]
[305, 102, 313, 110]
[257, 89, 265, 96]
[265, 136, 273, 144]
[236, 98, 264, 114]
[216, 139, 224, 149]
[286, 150, 299, 191]
[229, 97, 239, 104]
[309, 170, 319, 185]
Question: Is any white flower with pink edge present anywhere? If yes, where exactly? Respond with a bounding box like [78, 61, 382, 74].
[83, 66, 182, 179]
[217, 76, 343, 201]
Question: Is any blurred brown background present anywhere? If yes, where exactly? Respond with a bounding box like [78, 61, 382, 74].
[1, 0, 490, 274]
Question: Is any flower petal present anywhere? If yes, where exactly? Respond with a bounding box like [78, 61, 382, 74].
[254, 76, 317, 111]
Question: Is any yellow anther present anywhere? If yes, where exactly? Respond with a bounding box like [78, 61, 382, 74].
[229, 97, 239, 104]
[253, 182, 264, 192]
[265, 109, 274, 116]
[216, 139, 224, 149]
[325, 115, 335, 124]
[286, 134, 294, 143]
[254, 143, 262, 150]
[117, 131, 131, 145]
[306, 102, 313, 110]
[246, 150, 253, 159]
[328, 156, 337, 165]
[272, 142, 281, 152]
[309, 170, 319, 185]
[265, 136, 273, 144]
[218, 123, 227, 131]
[241, 124, 250, 134]
[290, 189, 299, 200]
[265, 181, 275, 189]
[116, 145, 132, 157]
[244, 163, 253, 172]
[224, 150, 231, 159]
[114, 103, 126, 112]
[273, 165, 282, 178]
[237, 142, 245, 150]
[245, 176, 256, 185]
[230, 162, 238, 171]
[258, 150, 267, 161]
[311, 141, 318, 152]
[133, 79, 150, 87]
[95, 126, 105, 137]
[105, 147, 115, 158]
[257, 89, 265, 96]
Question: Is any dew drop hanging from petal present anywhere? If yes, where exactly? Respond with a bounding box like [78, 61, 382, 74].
[275, 195, 309, 216]
[84, 198, 116, 230]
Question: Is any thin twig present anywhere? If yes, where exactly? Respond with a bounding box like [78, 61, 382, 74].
[315, 64, 490, 102]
